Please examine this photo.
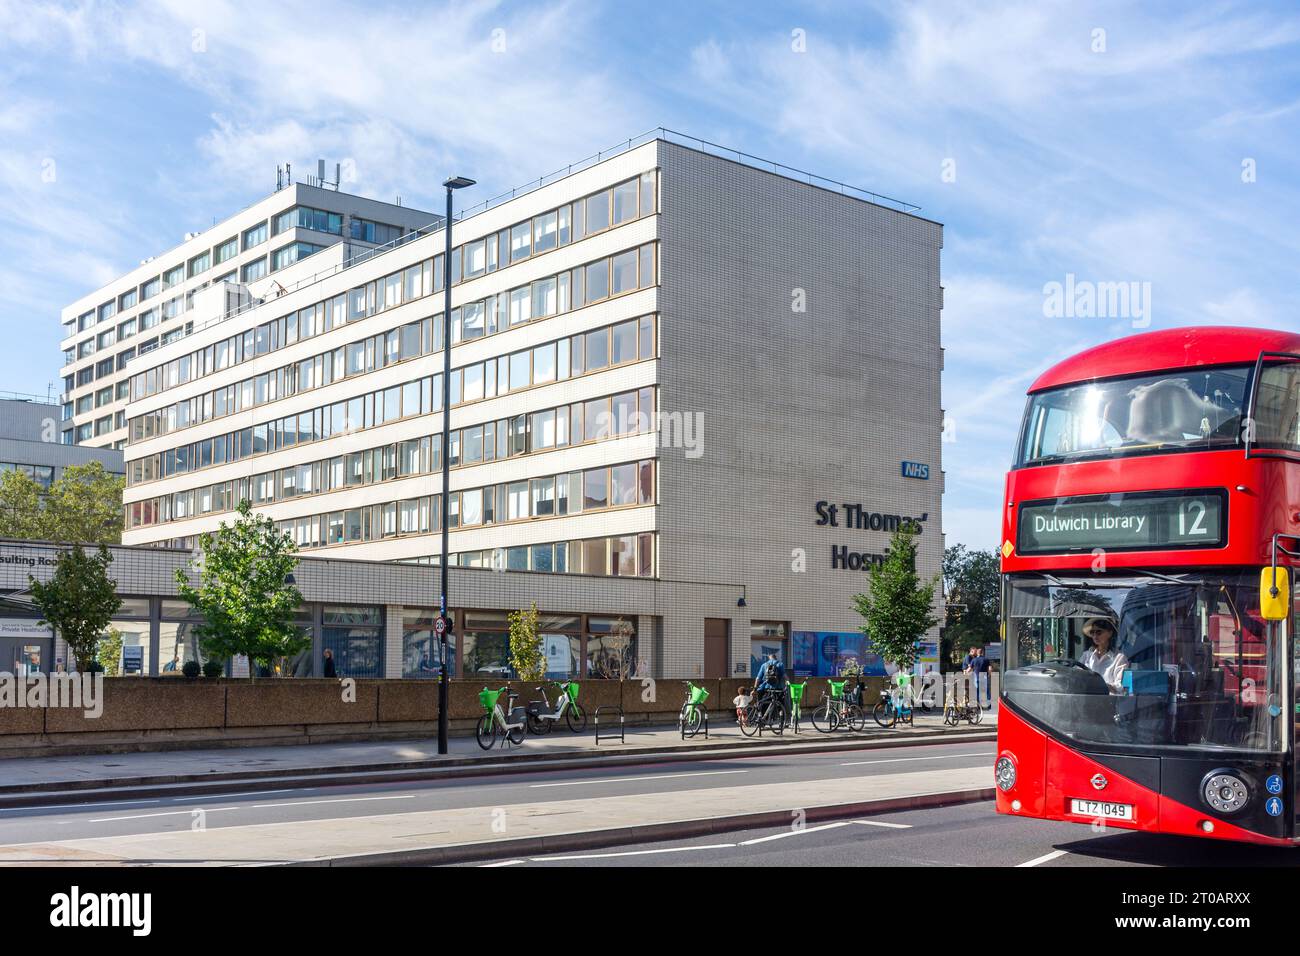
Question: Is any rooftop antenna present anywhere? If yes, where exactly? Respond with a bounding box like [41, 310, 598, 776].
[277, 165, 283, 190]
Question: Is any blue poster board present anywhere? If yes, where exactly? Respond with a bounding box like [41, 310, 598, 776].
[791, 631, 886, 677]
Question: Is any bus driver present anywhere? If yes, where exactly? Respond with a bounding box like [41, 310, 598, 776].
[1080, 616, 1129, 695]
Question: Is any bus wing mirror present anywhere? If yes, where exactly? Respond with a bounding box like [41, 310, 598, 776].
[1260, 566, 1290, 621]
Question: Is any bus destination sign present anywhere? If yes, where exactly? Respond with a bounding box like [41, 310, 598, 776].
[1017, 490, 1226, 555]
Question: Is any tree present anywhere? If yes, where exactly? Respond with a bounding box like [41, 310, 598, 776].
[508, 602, 544, 682]
[29, 545, 123, 671]
[0, 470, 43, 539]
[97, 628, 124, 676]
[0, 462, 124, 544]
[852, 528, 939, 671]
[43, 462, 125, 544]
[174, 500, 306, 680]
[942, 545, 1001, 667]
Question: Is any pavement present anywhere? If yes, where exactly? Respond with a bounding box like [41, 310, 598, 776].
[482, 798, 1300, 868]
[0, 739, 997, 866]
[0, 707, 997, 805]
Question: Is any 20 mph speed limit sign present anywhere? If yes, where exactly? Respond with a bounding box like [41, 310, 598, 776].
[434, 616, 449, 637]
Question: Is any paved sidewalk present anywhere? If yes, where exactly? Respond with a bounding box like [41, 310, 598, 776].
[0, 708, 997, 795]
[0, 765, 993, 866]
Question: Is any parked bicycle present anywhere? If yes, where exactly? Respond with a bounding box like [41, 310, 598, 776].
[679, 680, 710, 738]
[476, 686, 528, 749]
[943, 678, 983, 727]
[525, 679, 587, 734]
[811, 679, 866, 733]
[873, 682, 915, 728]
[740, 687, 788, 737]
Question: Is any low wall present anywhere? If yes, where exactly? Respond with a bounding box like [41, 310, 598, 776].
[0, 675, 903, 757]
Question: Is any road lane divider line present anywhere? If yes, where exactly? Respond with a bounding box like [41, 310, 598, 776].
[251, 795, 416, 809]
[840, 753, 994, 767]
[1017, 849, 1067, 868]
[533, 843, 737, 861]
[852, 820, 912, 829]
[739, 821, 853, 845]
[480, 859, 525, 867]
[89, 807, 241, 823]
[528, 769, 749, 789]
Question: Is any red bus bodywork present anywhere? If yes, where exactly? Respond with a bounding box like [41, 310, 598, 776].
[997, 326, 1300, 845]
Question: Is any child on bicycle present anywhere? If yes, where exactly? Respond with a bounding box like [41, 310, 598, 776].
[733, 685, 752, 726]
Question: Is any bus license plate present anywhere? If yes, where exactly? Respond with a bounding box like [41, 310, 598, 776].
[1070, 798, 1134, 821]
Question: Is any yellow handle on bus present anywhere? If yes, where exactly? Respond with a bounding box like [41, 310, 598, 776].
[1260, 566, 1290, 621]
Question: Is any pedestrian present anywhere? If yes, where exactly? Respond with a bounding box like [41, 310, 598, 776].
[322, 647, 337, 678]
[733, 685, 752, 727]
[969, 645, 992, 708]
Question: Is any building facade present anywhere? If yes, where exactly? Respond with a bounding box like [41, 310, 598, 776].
[0, 395, 123, 489]
[59, 183, 438, 451]
[62, 135, 944, 681]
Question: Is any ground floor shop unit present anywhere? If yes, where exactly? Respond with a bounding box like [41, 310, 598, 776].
[0, 539, 914, 682]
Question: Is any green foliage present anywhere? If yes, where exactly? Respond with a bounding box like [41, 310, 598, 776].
[0, 470, 43, 539]
[96, 627, 123, 676]
[0, 462, 124, 544]
[29, 545, 123, 671]
[852, 528, 939, 671]
[174, 500, 307, 680]
[508, 602, 544, 682]
[202, 659, 224, 678]
[942, 545, 1001, 665]
[181, 659, 201, 678]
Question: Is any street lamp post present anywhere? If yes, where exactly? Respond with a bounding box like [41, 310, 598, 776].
[438, 176, 475, 756]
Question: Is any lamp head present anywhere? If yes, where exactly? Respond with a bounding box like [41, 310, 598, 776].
[443, 176, 476, 190]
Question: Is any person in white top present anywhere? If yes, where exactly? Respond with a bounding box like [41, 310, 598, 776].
[733, 686, 752, 727]
[1079, 617, 1129, 695]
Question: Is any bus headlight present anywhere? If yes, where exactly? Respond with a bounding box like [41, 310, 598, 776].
[995, 755, 1017, 792]
[1202, 771, 1249, 814]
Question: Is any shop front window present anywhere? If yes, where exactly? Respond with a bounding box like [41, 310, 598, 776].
[750, 621, 788, 678]
[322, 605, 382, 678]
[403, 608, 453, 678]
[586, 616, 637, 679]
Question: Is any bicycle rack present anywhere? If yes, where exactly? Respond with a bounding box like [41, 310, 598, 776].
[594, 705, 625, 745]
[680, 707, 709, 739]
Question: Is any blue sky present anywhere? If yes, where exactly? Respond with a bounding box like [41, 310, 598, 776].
[3, 0, 1299, 552]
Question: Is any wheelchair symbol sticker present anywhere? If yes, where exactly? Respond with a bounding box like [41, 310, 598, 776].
[1267, 774, 1284, 795]
[1266, 796, 1283, 817]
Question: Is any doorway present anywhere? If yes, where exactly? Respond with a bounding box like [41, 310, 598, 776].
[704, 618, 730, 679]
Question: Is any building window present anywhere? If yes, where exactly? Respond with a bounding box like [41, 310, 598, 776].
[119, 288, 138, 310]
[241, 258, 268, 282]
[321, 606, 382, 677]
[188, 251, 210, 277]
[214, 237, 238, 264]
[402, 609, 451, 678]
[162, 264, 184, 290]
[586, 616, 637, 679]
[271, 242, 326, 271]
[140, 277, 160, 300]
[750, 622, 788, 678]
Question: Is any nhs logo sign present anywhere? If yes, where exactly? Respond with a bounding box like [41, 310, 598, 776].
[901, 461, 930, 480]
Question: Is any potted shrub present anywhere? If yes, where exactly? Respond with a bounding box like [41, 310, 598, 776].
[182, 659, 202, 679]
[202, 660, 225, 678]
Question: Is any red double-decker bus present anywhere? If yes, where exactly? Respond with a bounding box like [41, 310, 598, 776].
[996, 326, 1300, 845]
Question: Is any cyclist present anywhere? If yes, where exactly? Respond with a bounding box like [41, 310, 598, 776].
[755, 652, 788, 724]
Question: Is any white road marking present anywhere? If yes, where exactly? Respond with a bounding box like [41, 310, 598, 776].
[528, 769, 749, 789]
[853, 820, 913, 829]
[534, 843, 737, 861]
[89, 807, 240, 823]
[174, 789, 298, 802]
[251, 795, 416, 809]
[840, 752, 994, 767]
[739, 821, 853, 845]
[480, 859, 526, 867]
[1017, 849, 1068, 868]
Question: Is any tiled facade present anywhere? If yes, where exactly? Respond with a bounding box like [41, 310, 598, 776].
[29, 136, 944, 681]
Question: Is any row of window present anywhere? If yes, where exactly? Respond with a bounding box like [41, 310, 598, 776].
[0, 463, 56, 490]
[126, 377, 654, 489]
[128, 389, 654, 527]
[128, 235, 656, 416]
[128, 305, 655, 447]
[123, 170, 657, 406]
[400, 532, 657, 578]
[128, 451, 653, 540]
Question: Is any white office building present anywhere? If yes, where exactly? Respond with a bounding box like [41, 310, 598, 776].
[65, 131, 945, 681]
